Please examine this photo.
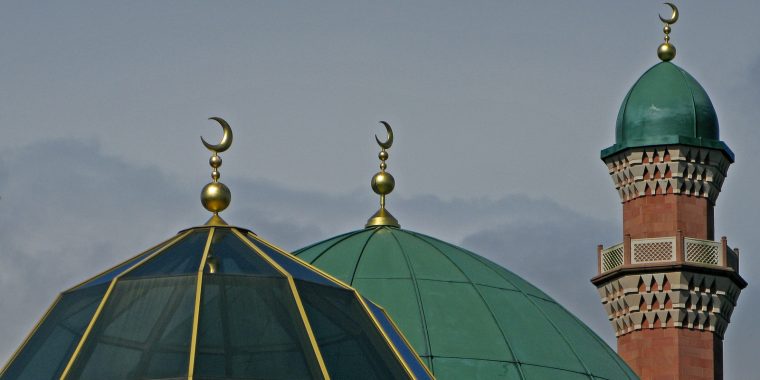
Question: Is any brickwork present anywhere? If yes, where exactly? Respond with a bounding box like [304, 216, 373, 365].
[623, 195, 713, 240]
[594, 144, 744, 380]
[618, 329, 721, 380]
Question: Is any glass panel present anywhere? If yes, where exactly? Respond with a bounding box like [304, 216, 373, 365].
[204, 230, 281, 276]
[194, 275, 322, 379]
[295, 280, 409, 380]
[351, 278, 428, 357]
[65, 276, 196, 379]
[363, 299, 433, 380]
[73, 238, 175, 290]
[244, 235, 341, 288]
[124, 230, 209, 279]
[0, 284, 108, 380]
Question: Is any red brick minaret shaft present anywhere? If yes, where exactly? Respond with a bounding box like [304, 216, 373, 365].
[592, 137, 747, 380]
[591, 7, 746, 378]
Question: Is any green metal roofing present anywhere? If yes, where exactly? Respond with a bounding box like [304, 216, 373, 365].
[294, 226, 638, 380]
[601, 62, 733, 161]
[1, 226, 433, 380]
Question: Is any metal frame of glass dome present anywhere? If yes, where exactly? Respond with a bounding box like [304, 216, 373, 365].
[0, 226, 434, 380]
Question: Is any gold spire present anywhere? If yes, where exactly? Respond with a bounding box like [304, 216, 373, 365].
[657, 3, 679, 61]
[365, 121, 400, 228]
[200, 117, 233, 226]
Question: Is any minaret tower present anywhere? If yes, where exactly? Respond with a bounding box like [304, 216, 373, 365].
[591, 4, 746, 380]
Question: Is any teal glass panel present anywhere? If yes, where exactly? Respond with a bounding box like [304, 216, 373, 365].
[204, 230, 281, 276]
[65, 276, 196, 379]
[364, 299, 432, 380]
[194, 274, 322, 379]
[295, 280, 409, 380]
[244, 236, 341, 288]
[0, 284, 107, 380]
[73, 238, 174, 290]
[124, 230, 209, 279]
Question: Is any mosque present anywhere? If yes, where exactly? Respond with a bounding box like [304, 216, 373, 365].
[0, 4, 746, 380]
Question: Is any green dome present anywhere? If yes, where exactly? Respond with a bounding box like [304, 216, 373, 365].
[601, 62, 733, 161]
[294, 226, 637, 380]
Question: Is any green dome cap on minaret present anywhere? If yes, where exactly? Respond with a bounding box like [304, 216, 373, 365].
[601, 62, 733, 161]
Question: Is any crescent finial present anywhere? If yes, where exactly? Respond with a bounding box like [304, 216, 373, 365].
[201, 117, 233, 153]
[659, 2, 679, 25]
[375, 121, 393, 150]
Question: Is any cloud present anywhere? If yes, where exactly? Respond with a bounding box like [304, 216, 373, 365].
[0, 138, 757, 379]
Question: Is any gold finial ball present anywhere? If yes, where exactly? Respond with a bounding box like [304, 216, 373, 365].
[663, 25, 671, 34]
[201, 182, 231, 213]
[378, 151, 389, 161]
[209, 155, 222, 168]
[658, 42, 676, 61]
[371, 171, 395, 195]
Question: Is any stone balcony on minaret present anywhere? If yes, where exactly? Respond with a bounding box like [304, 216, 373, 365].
[592, 233, 744, 339]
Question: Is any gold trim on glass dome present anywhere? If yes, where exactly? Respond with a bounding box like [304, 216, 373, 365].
[29, 116, 432, 380]
[241, 231, 433, 379]
[380, 306, 436, 379]
[0, 295, 62, 377]
[187, 227, 216, 379]
[245, 232, 352, 290]
[355, 293, 418, 379]
[65, 232, 183, 292]
[232, 228, 331, 380]
[59, 229, 194, 380]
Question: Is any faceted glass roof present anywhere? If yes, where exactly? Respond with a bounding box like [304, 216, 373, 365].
[1, 226, 433, 380]
[295, 226, 638, 380]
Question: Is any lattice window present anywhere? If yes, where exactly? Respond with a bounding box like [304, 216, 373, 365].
[601, 244, 624, 272]
[632, 239, 675, 263]
[685, 239, 720, 265]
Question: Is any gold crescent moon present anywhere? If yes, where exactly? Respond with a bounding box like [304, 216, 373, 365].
[375, 121, 393, 150]
[201, 117, 233, 153]
[659, 2, 678, 25]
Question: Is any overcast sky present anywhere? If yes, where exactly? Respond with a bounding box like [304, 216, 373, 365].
[1, 1, 759, 378]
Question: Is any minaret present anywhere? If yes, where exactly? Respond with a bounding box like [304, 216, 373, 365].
[591, 4, 747, 380]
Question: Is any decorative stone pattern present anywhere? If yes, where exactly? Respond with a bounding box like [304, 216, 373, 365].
[603, 146, 731, 204]
[597, 236, 740, 275]
[685, 238, 721, 266]
[597, 271, 742, 339]
[601, 243, 624, 272]
[632, 238, 676, 263]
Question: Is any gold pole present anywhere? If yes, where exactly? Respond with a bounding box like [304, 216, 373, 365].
[187, 227, 215, 379]
[366, 121, 400, 228]
[657, 3, 679, 61]
[200, 117, 233, 226]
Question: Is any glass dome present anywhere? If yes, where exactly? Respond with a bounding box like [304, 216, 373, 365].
[1, 226, 432, 380]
